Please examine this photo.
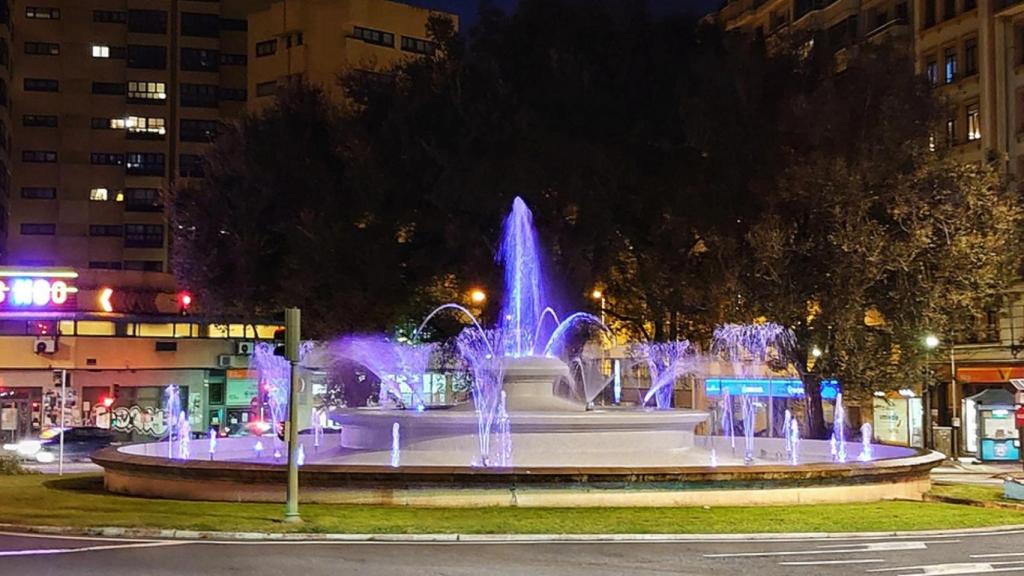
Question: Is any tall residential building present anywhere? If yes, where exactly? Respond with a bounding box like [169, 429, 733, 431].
[5, 0, 257, 281]
[247, 0, 456, 110]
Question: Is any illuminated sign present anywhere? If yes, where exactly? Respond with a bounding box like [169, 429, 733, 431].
[0, 268, 79, 309]
[705, 378, 840, 400]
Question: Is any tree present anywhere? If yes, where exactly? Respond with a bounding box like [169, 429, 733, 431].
[736, 42, 1023, 436]
[171, 83, 429, 338]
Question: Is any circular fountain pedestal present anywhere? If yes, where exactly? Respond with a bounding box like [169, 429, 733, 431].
[501, 356, 582, 412]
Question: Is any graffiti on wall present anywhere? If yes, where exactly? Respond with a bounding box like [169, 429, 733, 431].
[111, 405, 171, 437]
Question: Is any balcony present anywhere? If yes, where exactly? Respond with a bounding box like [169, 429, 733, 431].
[865, 18, 910, 42]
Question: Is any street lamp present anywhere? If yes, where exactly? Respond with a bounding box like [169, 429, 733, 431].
[923, 334, 939, 450]
[811, 346, 822, 358]
[590, 288, 606, 325]
[470, 289, 486, 305]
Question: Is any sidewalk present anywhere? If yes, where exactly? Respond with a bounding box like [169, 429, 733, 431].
[931, 458, 1021, 486]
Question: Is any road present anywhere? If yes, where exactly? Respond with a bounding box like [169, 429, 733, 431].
[3, 530, 1024, 576]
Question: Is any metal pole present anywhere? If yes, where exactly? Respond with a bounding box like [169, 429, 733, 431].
[283, 308, 302, 523]
[58, 369, 66, 476]
[950, 343, 958, 457]
[923, 350, 931, 450]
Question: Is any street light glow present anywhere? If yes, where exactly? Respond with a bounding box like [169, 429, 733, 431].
[591, 289, 603, 300]
[470, 289, 486, 304]
[811, 346, 822, 358]
[924, 334, 940, 349]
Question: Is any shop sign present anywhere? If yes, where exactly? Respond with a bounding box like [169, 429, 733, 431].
[0, 269, 78, 310]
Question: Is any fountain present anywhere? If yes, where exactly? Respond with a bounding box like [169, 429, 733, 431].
[95, 197, 944, 507]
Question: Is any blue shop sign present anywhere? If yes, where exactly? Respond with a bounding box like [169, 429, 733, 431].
[705, 378, 839, 400]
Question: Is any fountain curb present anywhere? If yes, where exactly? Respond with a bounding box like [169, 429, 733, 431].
[3, 523, 1024, 542]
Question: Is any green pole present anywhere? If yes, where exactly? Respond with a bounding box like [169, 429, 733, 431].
[284, 307, 302, 523]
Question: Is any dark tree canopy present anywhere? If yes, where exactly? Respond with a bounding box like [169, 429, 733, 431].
[173, 0, 1023, 428]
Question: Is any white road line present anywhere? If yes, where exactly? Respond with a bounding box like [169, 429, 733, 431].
[816, 540, 962, 549]
[868, 561, 1024, 575]
[0, 541, 187, 557]
[778, 558, 886, 566]
[704, 541, 935, 558]
[973, 555, 1024, 559]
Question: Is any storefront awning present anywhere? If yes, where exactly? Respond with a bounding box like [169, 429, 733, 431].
[956, 367, 1024, 384]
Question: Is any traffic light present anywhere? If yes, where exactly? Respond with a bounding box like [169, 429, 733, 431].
[101, 397, 114, 408]
[273, 327, 286, 357]
[178, 291, 193, 316]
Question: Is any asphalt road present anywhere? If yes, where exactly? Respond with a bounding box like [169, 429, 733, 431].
[3, 530, 1024, 576]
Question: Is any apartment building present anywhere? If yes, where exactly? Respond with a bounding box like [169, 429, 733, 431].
[247, 0, 454, 109]
[5, 0, 259, 279]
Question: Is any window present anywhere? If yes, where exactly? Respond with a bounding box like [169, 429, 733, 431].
[943, 0, 955, 20]
[124, 260, 163, 272]
[21, 187, 56, 199]
[91, 117, 118, 129]
[181, 12, 219, 38]
[220, 18, 247, 32]
[125, 224, 164, 248]
[220, 53, 246, 66]
[89, 224, 123, 237]
[964, 38, 977, 76]
[22, 150, 56, 163]
[126, 152, 165, 176]
[93, 10, 126, 24]
[25, 7, 59, 19]
[256, 80, 277, 97]
[353, 26, 394, 47]
[93, 81, 126, 95]
[181, 83, 218, 107]
[91, 44, 125, 58]
[24, 78, 58, 92]
[180, 119, 219, 142]
[20, 223, 55, 235]
[127, 45, 167, 69]
[91, 153, 124, 166]
[181, 48, 218, 72]
[946, 117, 957, 146]
[89, 187, 110, 201]
[179, 154, 205, 178]
[255, 39, 277, 57]
[25, 42, 59, 56]
[967, 103, 981, 141]
[285, 32, 303, 48]
[127, 81, 166, 101]
[926, 58, 938, 86]
[22, 114, 57, 127]
[127, 10, 167, 34]
[219, 87, 246, 101]
[125, 188, 161, 211]
[401, 36, 436, 56]
[89, 261, 122, 270]
[925, 0, 936, 27]
[126, 116, 166, 137]
[944, 47, 957, 84]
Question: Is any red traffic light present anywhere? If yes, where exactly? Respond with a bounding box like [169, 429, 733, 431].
[179, 292, 192, 307]
[101, 397, 114, 408]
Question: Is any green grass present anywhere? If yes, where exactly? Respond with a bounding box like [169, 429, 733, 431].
[930, 483, 1005, 502]
[1, 474, 1024, 534]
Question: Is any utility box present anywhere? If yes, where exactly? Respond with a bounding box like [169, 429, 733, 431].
[933, 426, 953, 458]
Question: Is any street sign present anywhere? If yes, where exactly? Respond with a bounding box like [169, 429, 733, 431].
[1015, 406, 1024, 428]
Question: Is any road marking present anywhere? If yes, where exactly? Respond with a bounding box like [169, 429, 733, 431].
[0, 541, 186, 557]
[703, 541, 948, 558]
[778, 558, 886, 566]
[0, 530, 163, 543]
[869, 561, 1024, 575]
[973, 555, 1024, 559]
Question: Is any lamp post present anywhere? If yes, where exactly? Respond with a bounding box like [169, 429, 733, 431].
[283, 307, 302, 524]
[591, 289, 606, 325]
[924, 334, 939, 450]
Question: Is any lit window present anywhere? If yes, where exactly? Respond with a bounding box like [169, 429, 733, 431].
[127, 81, 166, 100]
[109, 118, 126, 129]
[967, 103, 981, 141]
[92, 45, 110, 58]
[90, 188, 109, 201]
[115, 191, 124, 202]
[126, 116, 166, 135]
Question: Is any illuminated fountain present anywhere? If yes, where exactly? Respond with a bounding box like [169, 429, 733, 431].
[97, 197, 944, 506]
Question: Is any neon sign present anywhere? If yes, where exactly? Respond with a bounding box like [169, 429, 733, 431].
[0, 269, 79, 309]
[705, 378, 840, 400]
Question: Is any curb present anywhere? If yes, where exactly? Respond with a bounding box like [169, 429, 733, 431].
[3, 523, 1024, 543]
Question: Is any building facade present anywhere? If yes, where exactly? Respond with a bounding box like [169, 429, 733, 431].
[247, 0, 452, 109]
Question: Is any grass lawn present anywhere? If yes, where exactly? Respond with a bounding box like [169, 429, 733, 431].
[2, 474, 1024, 534]
[929, 483, 1020, 505]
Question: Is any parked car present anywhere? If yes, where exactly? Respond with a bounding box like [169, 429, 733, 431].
[33, 427, 119, 463]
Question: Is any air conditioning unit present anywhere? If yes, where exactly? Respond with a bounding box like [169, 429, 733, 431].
[217, 354, 231, 368]
[235, 341, 255, 356]
[33, 338, 56, 355]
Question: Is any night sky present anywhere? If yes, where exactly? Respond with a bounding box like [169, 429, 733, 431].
[402, 0, 723, 29]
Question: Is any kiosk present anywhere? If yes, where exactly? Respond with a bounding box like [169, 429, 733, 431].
[963, 388, 1019, 462]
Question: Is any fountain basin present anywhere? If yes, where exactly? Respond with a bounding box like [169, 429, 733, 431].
[334, 406, 709, 466]
[92, 440, 944, 506]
